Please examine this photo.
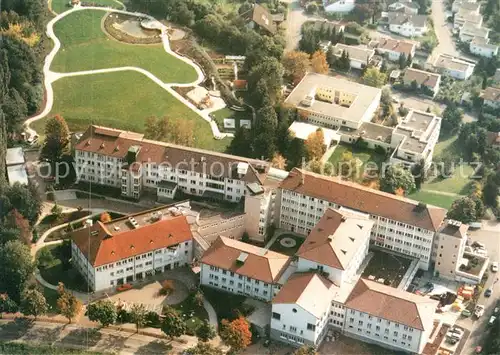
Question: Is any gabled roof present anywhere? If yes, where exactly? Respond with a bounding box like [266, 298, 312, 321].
[333, 43, 374, 62]
[297, 209, 373, 270]
[388, 12, 427, 27]
[403, 68, 441, 88]
[71, 216, 193, 267]
[345, 279, 438, 330]
[377, 38, 416, 56]
[279, 169, 447, 231]
[273, 273, 334, 318]
[201, 236, 291, 283]
[243, 4, 277, 34]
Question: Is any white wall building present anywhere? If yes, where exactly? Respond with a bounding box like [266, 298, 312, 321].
[333, 43, 375, 69]
[344, 279, 438, 353]
[470, 37, 499, 58]
[482, 87, 500, 109]
[375, 38, 416, 61]
[278, 169, 447, 270]
[432, 54, 475, 80]
[388, 12, 428, 37]
[200, 236, 291, 301]
[71, 210, 194, 291]
[74, 125, 270, 203]
[323, 0, 355, 13]
[459, 23, 490, 42]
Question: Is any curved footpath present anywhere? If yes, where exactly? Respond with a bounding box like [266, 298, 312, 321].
[25, 5, 233, 140]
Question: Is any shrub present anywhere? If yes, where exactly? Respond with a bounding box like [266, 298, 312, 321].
[117, 308, 131, 323]
[146, 311, 161, 327]
[375, 145, 386, 155]
[31, 229, 39, 243]
[159, 280, 175, 296]
[116, 283, 133, 292]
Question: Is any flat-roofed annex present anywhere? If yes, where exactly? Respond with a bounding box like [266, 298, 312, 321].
[284, 73, 381, 124]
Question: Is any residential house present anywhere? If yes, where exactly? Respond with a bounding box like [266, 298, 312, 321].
[486, 131, 500, 149]
[73, 125, 270, 203]
[432, 54, 475, 80]
[454, 2, 481, 13]
[323, 0, 356, 13]
[243, 4, 277, 34]
[333, 43, 375, 69]
[459, 22, 490, 42]
[402, 68, 441, 97]
[278, 168, 447, 270]
[200, 236, 291, 301]
[482, 86, 500, 109]
[388, 1, 420, 15]
[375, 38, 416, 61]
[388, 12, 428, 37]
[470, 37, 499, 58]
[70, 210, 194, 291]
[452, 0, 477, 13]
[454, 8, 482, 28]
[344, 279, 438, 354]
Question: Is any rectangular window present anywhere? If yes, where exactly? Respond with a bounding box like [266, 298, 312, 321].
[272, 312, 281, 320]
[307, 323, 316, 331]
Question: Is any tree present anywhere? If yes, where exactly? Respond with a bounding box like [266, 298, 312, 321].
[398, 53, 407, 69]
[227, 127, 252, 158]
[185, 343, 224, 355]
[336, 50, 350, 71]
[362, 67, 386, 88]
[411, 159, 425, 190]
[36, 247, 55, 269]
[4, 182, 42, 225]
[271, 153, 287, 169]
[0, 240, 35, 302]
[56, 283, 82, 323]
[5, 209, 31, 245]
[311, 51, 329, 74]
[130, 303, 148, 332]
[305, 129, 326, 160]
[99, 212, 112, 223]
[305, 2, 318, 13]
[21, 289, 47, 320]
[483, 171, 500, 208]
[161, 306, 186, 338]
[339, 151, 359, 180]
[41, 115, 70, 162]
[441, 104, 463, 136]
[326, 46, 336, 67]
[220, 317, 252, 352]
[380, 165, 416, 195]
[282, 51, 310, 84]
[286, 137, 308, 169]
[293, 346, 318, 355]
[447, 196, 479, 223]
[410, 80, 419, 92]
[87, 300, 117, 327]
[407, 53, 413, 67]
[196, 319, 216, 342]
[0, 294, 18, 316]
[51, 203, 63, 220]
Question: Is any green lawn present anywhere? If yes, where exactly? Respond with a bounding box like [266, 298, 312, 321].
[408, 190, 457, 209]
[328, 143, 386, 181]
[42, 286, 61, 314]
[268, 233, 305, 256]
[36, 244, 90, 293]
[420, 164, 475, 195]
[51, 10, 198, 84]
[51, 0, 124, 14]
[0, 341, 102, 355]
[172, 297, 208, 335]
[433, 135, 460, 160]
[211, 107, 252, 132]
[32, 71, 230, 152]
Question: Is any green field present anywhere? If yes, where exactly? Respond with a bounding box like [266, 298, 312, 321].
[51, 10, 198, 84]
[433, 135, 460, 160]
[408, 190, 457, 209]
[211, 107, 252, 132]
[50, 0, 124, 14]
[328, 143, 386, 181]
[421, 164, 474, 195]
[32, 71, 230, 151]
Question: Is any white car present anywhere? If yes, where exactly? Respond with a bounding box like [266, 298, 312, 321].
[491, 262, 498, 272]
[475, 305, 485, 318]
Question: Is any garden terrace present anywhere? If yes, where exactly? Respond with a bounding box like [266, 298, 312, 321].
[362, 249, 413, 288]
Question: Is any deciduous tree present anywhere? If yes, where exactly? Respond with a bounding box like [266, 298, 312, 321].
[196, 319, 216, 342]
[447, 196, 479, 223]
[87, 300, 117, 327]
[21, 288, 47, 320]
[220, 317, 252, 352]
[41, 115, 70, 162]
[161, 305, 186, 338]
[379, 165, 416, 195]
[271, 153, 287, 169]
[185, 342, 224, 355]
[311, 50, 329, 74]
[5, 209, 31, 244]
[99, 212, 112, 223]
[362, 67, 386, 87]
[282, 51, 310, 84]
[339, 151, 359, 181]
[305, 129, 326, 160]
[0, 240, 35, 302]
[441, 104, 463, 136]
[130, 303, 148, 332]
[57, 282, 82, 323]
[293, 346, 318, 355]
[0, 294, 18, 316]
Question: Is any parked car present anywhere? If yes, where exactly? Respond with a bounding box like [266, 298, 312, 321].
[488, 316, 496, 326]
[494, 307, 499, 315]
[472, 241, 486, 249]
[475, 305, 485, 318]
[461, 309, 472, 317]
[485, 288, 492, 297]
[470, 222, 482, 229]
[491, 262, 498, 272]
[450, 327, 464, 337]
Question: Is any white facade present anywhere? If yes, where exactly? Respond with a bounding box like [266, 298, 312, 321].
[244, 188, 277, 242]
[343, 308, 428, 353]
[389, 22, 427, 37]
[279, 190, 435, 270]
[323, 0, 355, 12]
[72, 239, 193, 292]
[470, 40, 499, 58]
[200, 263, 280, 302]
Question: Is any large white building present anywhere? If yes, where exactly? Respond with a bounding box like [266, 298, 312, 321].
[388, 12, 428, 37]
[278, 168, 447, 270]
[74, 125, 270, 203]
[71, 206, 194, 291]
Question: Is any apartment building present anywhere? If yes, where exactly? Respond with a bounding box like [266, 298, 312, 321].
[284, 73, 381, 131]
[432, 54, 475, 80]
[74, 125, 270, 203]
[344, 279, 438, 353]
[433, 220, 468, 280]
[390, 110, 441, 169]
[200, 236, 291, 301]
[459, 22, 490, 42]
[71, 209, 194, 291]
[278, 169, 447, 270]
[454, 7, 482, 28]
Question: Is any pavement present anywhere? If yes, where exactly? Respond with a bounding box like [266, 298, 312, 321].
[456, 221, 500, 354]
[24, 5, 233, 141]
[284, 0, 321, 52]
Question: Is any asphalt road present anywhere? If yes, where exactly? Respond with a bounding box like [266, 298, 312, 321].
[0, 319, 196, 354]
[284, 0, 320, 52]
[457, 221, 500, 354]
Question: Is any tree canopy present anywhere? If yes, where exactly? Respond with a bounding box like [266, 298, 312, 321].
[87, 300, 117, 327]
[379, 165, 416, 195]
[362, 67, 386, 87]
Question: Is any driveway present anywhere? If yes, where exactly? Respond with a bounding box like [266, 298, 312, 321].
[457, 222, 500, 354]
[284, 0, 320, 52]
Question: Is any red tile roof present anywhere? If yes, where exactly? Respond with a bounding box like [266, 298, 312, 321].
[345, 279, 438, 330]
[71, 216, 193, 267]
[279, 169, 446, 231]
[201, 236, 291, 284]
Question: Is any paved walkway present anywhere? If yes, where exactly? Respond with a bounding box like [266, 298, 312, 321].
[25, 5, 233, 140]
[420, 189, 461, 197]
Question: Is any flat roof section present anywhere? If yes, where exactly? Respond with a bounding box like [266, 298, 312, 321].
[7, 165, 29, 186]
[6, 147, 25, 166]
[284, 73, 381, 124]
